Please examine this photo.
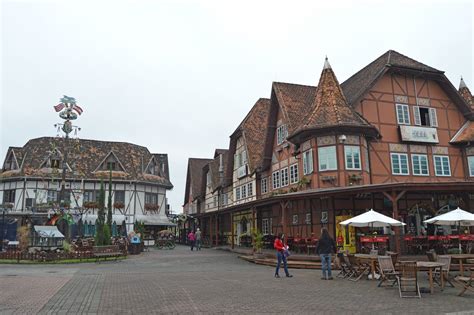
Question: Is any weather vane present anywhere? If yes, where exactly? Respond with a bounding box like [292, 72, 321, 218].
[53, 95, 83, 136]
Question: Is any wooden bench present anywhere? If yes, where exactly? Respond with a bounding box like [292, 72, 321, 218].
[92, 245, 122, 262]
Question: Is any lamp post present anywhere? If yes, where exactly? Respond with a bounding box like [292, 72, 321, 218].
[53, 96, 83, 241]
[0, 208, 8, 251]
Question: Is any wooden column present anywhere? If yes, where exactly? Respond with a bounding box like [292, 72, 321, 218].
[215, 214, 218, 246]
[280, 201, 289, 244]
[231, 213, 235, 249]
[383, 190, 406, 254]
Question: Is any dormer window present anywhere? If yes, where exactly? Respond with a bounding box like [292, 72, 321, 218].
[106, 162, 116, 171]
[96, 152, 125, 172]
[4, 152, 18, 170]
[51, 159, 61, 169]
[277, 124, 288, 145]
[206, 171, 211, 188]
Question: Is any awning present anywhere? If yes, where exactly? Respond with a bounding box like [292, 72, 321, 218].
[135, 214, 176, 226]
[34, 225, 65, 238]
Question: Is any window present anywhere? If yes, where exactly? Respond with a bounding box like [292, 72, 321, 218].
[107, 162, 116, 171]
[145, 192, 158, 204]
[47, 190, 58, 203]
[235, 150, 247, 169]
[292, 214, 298, 225]
[261, 178, 268, 194]
[434, 155, 451, 176]
[318, 146, 337, 171]
[235, 187, 241, 200]
[305, 213, 311, 224]
[344, 146, 361, 170]
[391, 153, 409, 175]
[411, 154, 429, 176]
[277, 124, 288, 145]
[241, 184, 247, 199]
[413, 106, 438, 127]
[262, 218, 270, 235]
[3, 189, 15, 203]
[303, 150, 313, 175]
[247, 182, 253, 196]
[469, 156, 474, 177]
[272, 171, 280, 189]
[289, 164, 299, 184]
[396, 104, 410, 125]
[220, 193, 228, 206]
[114, 190, 125, 203]
[83, 190, 96, 203]
[206, 172, 211, 187]
[51, 158, 61, 169]
[280, 168, 289, 187]
[213, 196, 218, 208]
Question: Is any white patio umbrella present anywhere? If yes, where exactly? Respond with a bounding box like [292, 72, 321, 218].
[340, 209, 406, 227]
[340, 209, 405, 250]
[423, 207, 474, 253]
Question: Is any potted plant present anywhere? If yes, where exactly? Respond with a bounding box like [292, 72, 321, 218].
[252, 229, 265, 259]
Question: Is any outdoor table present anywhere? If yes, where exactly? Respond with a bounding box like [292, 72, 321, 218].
[450, 254, 474, 276]
[355, 253, 378, 280]
[416, 261, 445, 294]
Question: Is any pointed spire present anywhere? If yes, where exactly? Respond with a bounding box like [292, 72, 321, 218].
[459, 76, 468, 89]
[323, 56, 331, 70]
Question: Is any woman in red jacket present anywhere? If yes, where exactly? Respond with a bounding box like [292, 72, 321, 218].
[274, 233, 292, 278]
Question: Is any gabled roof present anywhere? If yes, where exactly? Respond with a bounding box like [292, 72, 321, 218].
[208, 149, 230, 192]
[288, 58, 379, 143]
[341, 50, 442, 107]
[229, 98, 272, 174]
[184, 158, 212, 204]
[272, 82, 316, 135]
[450, 120, 474, 144]
[0, 137, 173, 187]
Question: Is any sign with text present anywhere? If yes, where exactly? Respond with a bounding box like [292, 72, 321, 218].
[400, 126, 439, 143]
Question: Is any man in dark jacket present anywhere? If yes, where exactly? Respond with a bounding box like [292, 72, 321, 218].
[315, 228, 336, 280]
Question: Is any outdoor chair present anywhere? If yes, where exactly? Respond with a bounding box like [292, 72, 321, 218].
[455, 267, 474, 296]
[397, 261, 421, 298]
[426, 250, 437, 262]
[347, 254, 370, 281]
[377, 255, 399, 287]
[433, 255, 454, 288]
[337, 255, 352, 278]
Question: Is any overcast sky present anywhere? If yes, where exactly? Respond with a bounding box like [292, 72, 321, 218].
[1, 0, 472, 214]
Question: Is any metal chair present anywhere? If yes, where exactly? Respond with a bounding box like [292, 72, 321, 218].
[434, 255, 454, 288]
[455, 267, 474, 296]
[377, 255, 399, 287]
[397, 261, 421, 298]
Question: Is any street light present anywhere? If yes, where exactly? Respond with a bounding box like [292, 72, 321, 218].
[0, 207, 9, 251]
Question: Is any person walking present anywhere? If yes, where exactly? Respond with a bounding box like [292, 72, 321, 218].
[188, 230, 196, 251]
[316, 228, 337, 280]
[273, 233, 292, 278]
[195, 228, 202, 251]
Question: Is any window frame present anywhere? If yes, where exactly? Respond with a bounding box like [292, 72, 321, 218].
[280, 168, 289, 187]
[433, 155, 451, 177]
[318, 146, 337, 171]
[235, 186, 241, 200]
[303, 149, 313, 175]
[272, 171, 280, 189]
[114, 190, 125, 203]
[277, 124, 288, 145]
[411, 154, 429, 176]
[468, 156, 474, 177]
[292, 214, 298, 225]
[390, 153, 409, 175]
[3, 189, 16, 203]
[344, 145, 361, 170]
[396, 103, 410, 125]
[247, 182, 253, 196]
[289, 164, 299, 184]
[145, 192, 158, 205]
[261, 177, 268, 194]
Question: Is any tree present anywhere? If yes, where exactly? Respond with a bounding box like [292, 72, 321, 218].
[95, 180, 111, 245]
[106, 168, 113, 230]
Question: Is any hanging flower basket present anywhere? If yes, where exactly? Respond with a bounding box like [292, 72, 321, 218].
[144, 203, 159, 212]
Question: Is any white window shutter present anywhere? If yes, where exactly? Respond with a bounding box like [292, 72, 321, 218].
[308, 150, 314, 173]
[413, 106, 421, 126]
[429, 108, 438, 127]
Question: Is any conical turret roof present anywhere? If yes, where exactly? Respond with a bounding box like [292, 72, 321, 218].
[288, 58, 379, 143]
[459, 77, 473, 110]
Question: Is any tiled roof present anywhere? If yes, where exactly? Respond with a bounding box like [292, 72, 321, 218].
[289, 58, 379, 142]
[272, 82, 316, 135]
[0, 137, 173, 188]
[450, 121, 474, 144]
[185, 158, 212, 201]
[341, 50, 442, 106]
[234, 98, 272, 173]
[209, 150, 230, 192]
[459, 78, 474, 110]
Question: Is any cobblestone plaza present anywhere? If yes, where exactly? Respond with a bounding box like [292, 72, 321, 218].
[0, 246, 473, 314]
